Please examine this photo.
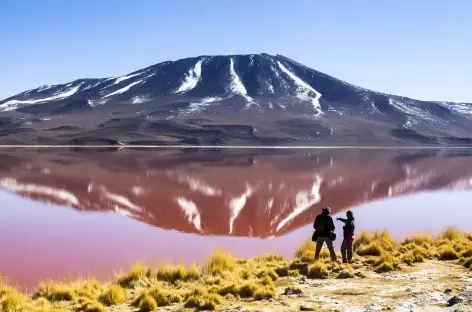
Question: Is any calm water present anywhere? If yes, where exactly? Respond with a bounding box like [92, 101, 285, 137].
[0, 148, 472, 289]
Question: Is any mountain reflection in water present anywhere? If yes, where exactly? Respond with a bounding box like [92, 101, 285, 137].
[0, 148, 472, 288]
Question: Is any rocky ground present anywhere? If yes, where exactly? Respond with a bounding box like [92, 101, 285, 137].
[103, 261, 472, 312]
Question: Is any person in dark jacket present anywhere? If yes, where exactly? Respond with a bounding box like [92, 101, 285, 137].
[313, 207, 337, 261]
[337, 210, 355, 263]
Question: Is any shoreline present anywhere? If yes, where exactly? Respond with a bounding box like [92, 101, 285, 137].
[0, 145, 472, 149]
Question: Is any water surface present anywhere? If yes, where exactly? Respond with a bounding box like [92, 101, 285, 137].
[0, 148, 471, 288]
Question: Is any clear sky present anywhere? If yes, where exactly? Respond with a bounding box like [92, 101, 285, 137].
[1, 0, 471, 102]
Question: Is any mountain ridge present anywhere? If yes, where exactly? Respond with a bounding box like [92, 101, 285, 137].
[0, 53, 471, 146]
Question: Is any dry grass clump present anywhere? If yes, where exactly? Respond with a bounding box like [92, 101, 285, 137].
[156, 264, 200, 283]
[202, 250, 236, 276]
[255, 268, 278, 281]
[461, 248, 472, 258]
[437, 227, 464, 241]
[373, 254, 400, 273]
[138, 295, 157, 312]
[254, 253, 285, 264]
[319, 249, 331, 260]
[294, 240, 316, 263]
[116, 263, 152, 288]
[34, 282, 76, 302]
[336, 265, 355, 279]
[99, 284, 126, 306]
[438, 246, 459, 260]
[184, 287, 221, 310]
[214, 277, 275, 300]
[133, 286, 182, 307]
[254, 286, 276, 300]
[237, 282, 260, 298]
[354, 230, 396, 254]
[401, 233, 433, 249]
[78, 300, 106, 312]
[0, 286, 26, 312]
[307, 261, 329, 279]
[75, 279, 101, 299]
[357, 242, 384, 256]
[462, 257, 472, 269]
[401, 246, 429, 264]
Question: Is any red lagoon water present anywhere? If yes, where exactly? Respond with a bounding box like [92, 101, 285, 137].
[0, 148, 472, 288]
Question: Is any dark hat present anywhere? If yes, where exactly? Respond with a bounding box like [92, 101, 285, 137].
[322, 206, 331, 213]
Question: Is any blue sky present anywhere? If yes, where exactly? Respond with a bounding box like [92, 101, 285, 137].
[1, 0, 471, 102]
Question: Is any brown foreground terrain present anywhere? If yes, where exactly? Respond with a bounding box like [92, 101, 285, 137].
[1, 228, 472, 312]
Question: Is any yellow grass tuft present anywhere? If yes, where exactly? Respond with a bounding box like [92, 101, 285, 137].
[146, 286, 182, 306]
[254, 285, 276, 300]
[254, 253, 285, 263]
[438, 246, 459, 260]
[294, 240, 316, 263]
[0, 289, 24, 312]
[138, 295, 157, 312]
[373, 254, 400, 272]
[99, 284, 126, 306]
[238, 282, 259, 298]
[75, 278, 102, 299]
[463, 257, 472, 269]
[319, 249, 331, 260]
[461, 248, 472, 258]
[401, 246, 429, 264]
[184, 288, 221, 310]
[34, 283, 76, 302]
[437, 227, 464, 241]
[116, 262, 152, 288]
[400, 233, 432, 248]
[255, 268, 278, 281]
[156, 264, 200, 283]
[202, 250, 236, 276]
[354, 230, 396, 253]
[357, 242, 384, 256]
[79, 300, 106, 312]
[307, 261, 329, 279]
[336, 264, 355, 279]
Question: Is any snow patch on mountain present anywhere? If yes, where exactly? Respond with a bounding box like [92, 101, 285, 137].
[37, 85, 52, 92]
[114, 72, 143, 85]
[228, 58, 256, 107]
[179, 97, 223, 117]
[388, 98, 432, 122]
[0, 84, 83, 112]
[131, 96, 150, 104]
[103, 80, 143, 98]
[277, 61, 323, 115]
[176, 59, 204, 93]
[87, 99, 108, 107]
[440, 102, 472, 117]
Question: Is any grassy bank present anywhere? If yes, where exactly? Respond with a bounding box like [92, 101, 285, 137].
[1, 227, 471, 312]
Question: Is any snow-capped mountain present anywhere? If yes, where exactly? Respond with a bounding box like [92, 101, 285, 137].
[1, 54, 471, 145]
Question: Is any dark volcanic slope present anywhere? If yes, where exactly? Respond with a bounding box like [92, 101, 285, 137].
[1, 54, 471, 145]
[1, 148, 472, 237]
